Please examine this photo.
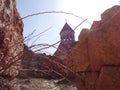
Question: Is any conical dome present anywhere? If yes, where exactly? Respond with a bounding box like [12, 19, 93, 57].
[60, 23, 74, 35]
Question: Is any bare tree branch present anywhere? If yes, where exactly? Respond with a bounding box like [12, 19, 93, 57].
[21, 11, 92, 25]
[74, 19, 87, 30]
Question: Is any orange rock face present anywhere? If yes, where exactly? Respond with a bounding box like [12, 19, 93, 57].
[89, 5, 120, 71]
[96, 66, 120, 90]
[67, 28, 90, 72]
[67, 5, 120, 90]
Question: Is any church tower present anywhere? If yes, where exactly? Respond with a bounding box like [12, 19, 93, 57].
[54, 22, 75, 60]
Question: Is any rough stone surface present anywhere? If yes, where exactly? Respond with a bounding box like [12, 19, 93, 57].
[67, 5, 120, 90]
[67, 28, 90, 73]
[11, 78, 77, 90]
[18, 45, 66, 79]
[0, 0, 23, 78]
[96, 66, 120, 90]
[0, 77, 12, 90]
[89, 5, 120, 71]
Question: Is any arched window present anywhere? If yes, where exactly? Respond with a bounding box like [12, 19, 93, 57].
[67, 35, 69, 40]
[62, 35, 66, 41]
[69, 35, 72, 40]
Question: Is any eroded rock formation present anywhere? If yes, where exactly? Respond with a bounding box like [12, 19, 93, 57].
[67, 5, 120, 90]
[0, 0, 23, 89]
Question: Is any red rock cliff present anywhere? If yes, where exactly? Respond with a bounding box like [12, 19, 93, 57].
[67, 5, 120, 90]
[0, 0, 23, 79]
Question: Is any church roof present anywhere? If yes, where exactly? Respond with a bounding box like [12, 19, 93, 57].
[60, 23, 74, 34]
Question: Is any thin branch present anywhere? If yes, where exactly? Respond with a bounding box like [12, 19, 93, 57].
[22, 11, 83, 20]
[24, 29, 36, 39]
[74, 19, 87, 30]
[31, 26, 53, 45]
[21, 11, 92, 25]
[24, 26, 52, 43]
[33, 41, 60, 53]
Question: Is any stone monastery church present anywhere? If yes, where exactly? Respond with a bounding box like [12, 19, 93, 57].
[54, 22, 76, 60]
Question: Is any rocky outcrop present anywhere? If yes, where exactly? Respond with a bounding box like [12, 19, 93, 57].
[0, 0, 23, 78]
[67, 28, 90, 73]
[67, 5, 120, 90]
[96, 66, 120, 90]
[18, 45, 66, 79]
[0, 77, 12, 90]
[0, 0, 23, 89]
[89, 6, 120, 71]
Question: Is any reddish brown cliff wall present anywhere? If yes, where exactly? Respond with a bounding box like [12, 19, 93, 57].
[0, 0, 23, 78]
[0, 0, 23, 89]
[0, 0, 23, 90]
[67, 5, 120, 90]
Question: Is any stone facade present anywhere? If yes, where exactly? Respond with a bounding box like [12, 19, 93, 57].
[54, 23, 75, 60]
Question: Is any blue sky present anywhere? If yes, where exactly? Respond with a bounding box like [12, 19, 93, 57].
[16, 0, 120, 55]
